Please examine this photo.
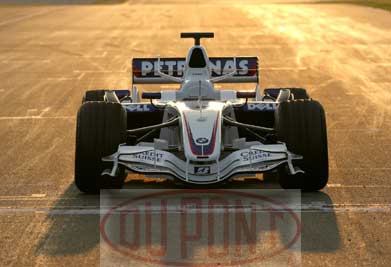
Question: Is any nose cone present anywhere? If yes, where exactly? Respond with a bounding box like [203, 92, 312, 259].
[178, 102, 224, 161]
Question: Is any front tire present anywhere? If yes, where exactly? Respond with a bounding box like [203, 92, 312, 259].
[75, 102, 127, 193]
[275, 99, 328, 191]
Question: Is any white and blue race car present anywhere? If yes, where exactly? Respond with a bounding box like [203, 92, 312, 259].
[75, 32, 328, 193]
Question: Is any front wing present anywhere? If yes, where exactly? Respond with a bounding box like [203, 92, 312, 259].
[102, 144, 303, 184]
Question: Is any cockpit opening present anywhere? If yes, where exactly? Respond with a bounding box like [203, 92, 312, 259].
[189, 48, 207, 68]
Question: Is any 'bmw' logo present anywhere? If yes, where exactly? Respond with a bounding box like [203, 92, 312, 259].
[196, 137, 209, 144]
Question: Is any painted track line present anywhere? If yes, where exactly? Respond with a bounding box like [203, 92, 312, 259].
[0, 8, 64, 28]
[328, 184, 391, 188]
[0, 203, 390, 214]
[0, 116, 75, 120]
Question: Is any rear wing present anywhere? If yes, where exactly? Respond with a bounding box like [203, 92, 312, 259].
[132, 57, 259, 84]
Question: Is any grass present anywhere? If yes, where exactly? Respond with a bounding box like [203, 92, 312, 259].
[315, 0, 391, 11]
[89, 0, 391, 10]
[94, 0, 127, 3]
[1, 0, 389, 10]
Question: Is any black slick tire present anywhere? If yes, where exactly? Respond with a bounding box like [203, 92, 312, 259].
[275, 99, 328, 191]
[75, 101, 127, 193]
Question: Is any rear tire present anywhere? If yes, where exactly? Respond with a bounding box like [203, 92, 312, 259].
[275, 99, 328, 191]
[264, 88, 310, 100]
[288, 88, 309, 100]
[82, 90, 106, 103]
[75, 102, 127, 193]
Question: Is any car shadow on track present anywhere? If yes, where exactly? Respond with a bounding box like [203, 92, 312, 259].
[34, 180, 180, 259]
[35, 184, 100, 258]
[300, 192, 340, 252]
[35, 178, 340, 262]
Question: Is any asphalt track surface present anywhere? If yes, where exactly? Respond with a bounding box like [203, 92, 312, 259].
[0, 1, 390, 266]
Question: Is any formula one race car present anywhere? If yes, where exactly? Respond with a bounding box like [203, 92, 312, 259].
[75, 32, 328, 193]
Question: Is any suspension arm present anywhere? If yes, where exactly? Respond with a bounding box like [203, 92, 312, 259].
[127, 117, 179, 135]
[223, 116, 275, 133]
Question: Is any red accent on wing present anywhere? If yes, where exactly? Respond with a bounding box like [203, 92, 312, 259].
[133, 62, 141, 77]
[248, 62, 257, 77]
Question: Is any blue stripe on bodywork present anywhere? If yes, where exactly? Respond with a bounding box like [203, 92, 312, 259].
[113, 90, 130, 99]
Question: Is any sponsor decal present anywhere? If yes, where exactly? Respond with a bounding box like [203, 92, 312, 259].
[100, 189, 301, 266]
[125, 104, 155, 112]
[244, 103, 276, 111]
[240, 150, 272, 161]
[132, 151, 163, 162]
[195, 137, 209, 144]
[133, 57, 258, 78]
[194, 166, 211, 175]
[209, 58, 250, 76]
